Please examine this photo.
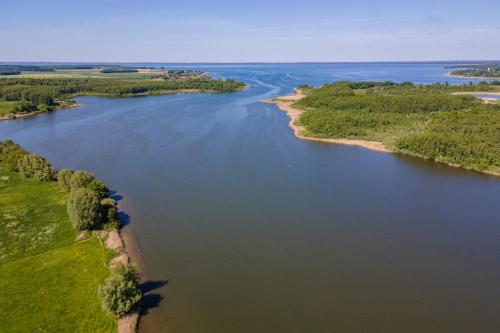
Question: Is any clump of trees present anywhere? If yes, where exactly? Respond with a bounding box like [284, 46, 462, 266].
[98, 264, 142, 317]
[294, 81, 500, 174]
[0, 140, 121, 231]
[0, 140, 28, 171]
[59, 169, 120, 230]
[17, 153, 56, 181]
[0, 141, 56, 181]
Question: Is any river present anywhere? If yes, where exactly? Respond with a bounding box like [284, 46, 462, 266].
[1, 63, 499, 333]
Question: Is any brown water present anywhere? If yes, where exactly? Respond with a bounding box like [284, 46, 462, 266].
[1, 63, 499, 333]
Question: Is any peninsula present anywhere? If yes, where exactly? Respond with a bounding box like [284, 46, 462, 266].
[0, 65, 245, 120]
[265, 81, 500, 176]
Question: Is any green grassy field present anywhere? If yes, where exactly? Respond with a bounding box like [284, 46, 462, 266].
[0, 168, 116, 332]
[0, 170, 76, 262]
[0, 68, 165, 80]
[0, 100, 17, 116]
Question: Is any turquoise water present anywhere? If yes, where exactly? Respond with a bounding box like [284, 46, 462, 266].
[1, 63, 499, 333]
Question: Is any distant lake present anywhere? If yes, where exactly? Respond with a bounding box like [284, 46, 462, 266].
[1, 63, 499, 333]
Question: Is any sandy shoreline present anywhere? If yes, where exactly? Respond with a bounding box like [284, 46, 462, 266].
[262, 90, 391, 153]
[447, 73, 500, 80]
[102, 197, 147, 333]
[0, 102, 81, 121]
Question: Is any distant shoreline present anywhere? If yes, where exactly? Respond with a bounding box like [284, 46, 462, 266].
[0, 86, 248, 122]
[446, 72, 500, 80]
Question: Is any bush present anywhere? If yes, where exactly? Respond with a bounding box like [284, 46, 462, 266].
[69, 171, 95, 190]
[89, 180, 110, 200]
[100, 198, 121, 229]
[16, 153, 55, 181]
[98, 264, 141, 318]
[67, 188, 101, 230]
[14, 100, 37, 113]
[0, 140, 27, 171]
[57, 169, 74, 191]
[38, 103, 54, 112]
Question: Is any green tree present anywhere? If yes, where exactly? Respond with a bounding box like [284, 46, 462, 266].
[89, 179, 110, 200]
[69, 171, 95, 190]
[0, 140, 27, 171]
[14, 100, 37, 113]
[57, 169, 74, 191]
[98, 264, 142, 317]
[67, 188, 100, 230]
[16, 153, 55, 181]
[100, 198, 121, 229]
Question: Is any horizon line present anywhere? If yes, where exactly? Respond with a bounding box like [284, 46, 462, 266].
[1, 60, 500, 65]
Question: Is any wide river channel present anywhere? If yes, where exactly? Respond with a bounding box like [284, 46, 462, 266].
[1, 63, 499, 333]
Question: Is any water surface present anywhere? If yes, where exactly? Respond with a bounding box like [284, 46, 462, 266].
[1, 63, 499, 333]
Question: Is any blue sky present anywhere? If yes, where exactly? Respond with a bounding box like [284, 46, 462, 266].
[1, 0, 499, 62]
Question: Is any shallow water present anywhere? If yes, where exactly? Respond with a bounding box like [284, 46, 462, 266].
[1, 63, 500, 333]
[473, 93, 500, 100]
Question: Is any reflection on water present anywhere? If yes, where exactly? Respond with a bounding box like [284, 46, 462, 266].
[1, 63, 499, 333]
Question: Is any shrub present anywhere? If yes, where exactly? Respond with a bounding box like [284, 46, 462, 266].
[38, 103, 54, 112]
[100, 198, 121, 229]
[57, 169, 74, 191]
[67, 188, 101, 230]
[14, 100, 37, 113]
[69, 171, 95, 190]
[16, 153, 55, 181]
[0, 140, 27, 171]
[89, 179, 110, 200]
[98, 264, 141, 317]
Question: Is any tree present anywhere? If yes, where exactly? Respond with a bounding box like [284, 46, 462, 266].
[57, 169, 74, 191]
[14, 100, 37, 113]
[98, 264, 142, 317]
[89, 179, 110, 200]
[0, 140, 27, 171]
[67, 188, 100, 230]
[100, 197, 121, 229]
[17, 153, 55, 181]
[69, 171, 95, 190]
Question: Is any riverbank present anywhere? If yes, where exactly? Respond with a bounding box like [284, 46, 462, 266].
[262, 90, 390, 153]
[0, 86, 249, 122]
[447, 73, 500, 80]
[106, 228, 141, 333]
[264, 89, 499, 177]
[0, 140, 145, 332]
[0, 101, 81, 121]
[0, 168, 116, 332]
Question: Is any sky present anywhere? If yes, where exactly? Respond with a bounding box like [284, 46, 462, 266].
[1, 0, 499, 62]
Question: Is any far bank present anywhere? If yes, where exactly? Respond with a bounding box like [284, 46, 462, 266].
[264, 81, 500, 177]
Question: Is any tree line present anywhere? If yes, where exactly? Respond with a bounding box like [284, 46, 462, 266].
[0, 77, 245, 115]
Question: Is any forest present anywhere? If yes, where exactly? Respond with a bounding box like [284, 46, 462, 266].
[0, 77, 245, 116]
[294, 81, 500, 174]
